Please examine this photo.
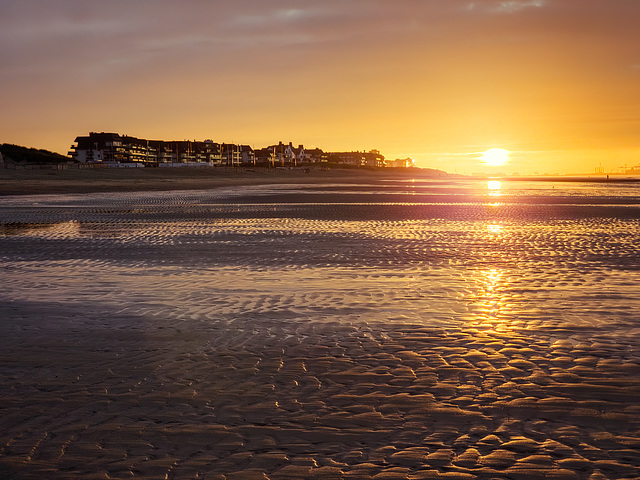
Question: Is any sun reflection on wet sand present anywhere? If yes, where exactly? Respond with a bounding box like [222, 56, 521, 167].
[486, 223, 503, 235]
[487, 179, 502, 196]
[466, 266, 513, 331]
[482, 267, 507, 316]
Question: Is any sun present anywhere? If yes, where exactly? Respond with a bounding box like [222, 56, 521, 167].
[481, 148, 510, 167]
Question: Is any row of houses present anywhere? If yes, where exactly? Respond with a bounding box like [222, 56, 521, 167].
[69, 132, 408, 168]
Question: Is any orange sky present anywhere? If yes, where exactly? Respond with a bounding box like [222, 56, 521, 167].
[1, 0, 639, 174]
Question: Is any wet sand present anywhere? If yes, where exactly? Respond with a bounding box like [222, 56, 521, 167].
[1, 181, 639, 479]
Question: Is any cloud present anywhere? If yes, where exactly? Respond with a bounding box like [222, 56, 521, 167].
[233, 6, 331, 26]
[1, 0, 637, 82]
[464, 1, 545, 14]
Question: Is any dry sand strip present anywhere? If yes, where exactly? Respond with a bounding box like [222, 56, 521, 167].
[0, 167, 433, 196]
[1, 303, 639, 480]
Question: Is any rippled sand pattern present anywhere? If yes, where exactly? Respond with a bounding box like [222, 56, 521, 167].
[1, 180, 640, 479]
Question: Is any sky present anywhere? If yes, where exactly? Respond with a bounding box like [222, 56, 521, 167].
[1, 0, 639, 175]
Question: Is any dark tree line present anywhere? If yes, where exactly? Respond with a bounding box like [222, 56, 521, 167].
[0, 144, 73, 166]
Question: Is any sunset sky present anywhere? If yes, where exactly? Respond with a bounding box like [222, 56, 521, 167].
[1, 1, 639, 174]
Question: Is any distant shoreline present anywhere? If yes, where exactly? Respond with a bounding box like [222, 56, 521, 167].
[0, 166, 449, 196]
[499, 175, 640, 183]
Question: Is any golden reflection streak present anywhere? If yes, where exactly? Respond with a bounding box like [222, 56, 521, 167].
[486, 223, 503, 235]
[473, 267, 512, 330]
[466, 222, 513, 330]
[487, 180, 502, 197]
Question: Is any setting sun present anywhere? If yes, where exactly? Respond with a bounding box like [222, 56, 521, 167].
[481, 148, 510, 167]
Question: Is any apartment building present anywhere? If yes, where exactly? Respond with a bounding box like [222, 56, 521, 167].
[70, 132, 387, 168]
[70, 133, 226, 167]
[326, 150, 386, 168]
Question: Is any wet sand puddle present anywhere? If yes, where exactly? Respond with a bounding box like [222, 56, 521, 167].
[1, 180, 639, 479]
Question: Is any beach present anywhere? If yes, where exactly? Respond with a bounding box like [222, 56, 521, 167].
[1, 177, 639, 479]
[0, 166, 444, 197]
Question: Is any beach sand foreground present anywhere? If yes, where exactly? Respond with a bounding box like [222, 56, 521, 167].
[2, 295, 639, 479]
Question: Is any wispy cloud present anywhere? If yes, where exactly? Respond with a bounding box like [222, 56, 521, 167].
[233, 7, 332, 26]
[494, 1, 545, 13]
[464, 0, 545, 14]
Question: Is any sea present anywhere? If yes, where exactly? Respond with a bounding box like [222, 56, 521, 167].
[1, 178, 639, 479]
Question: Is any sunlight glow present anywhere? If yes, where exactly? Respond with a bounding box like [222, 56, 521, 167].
[481, 148, 510, 166]
[487, 180, 502, 197]
[485, 268, 502, 292]
[478, 267, 510, 327]
[486, 223, 503, 234]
